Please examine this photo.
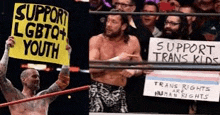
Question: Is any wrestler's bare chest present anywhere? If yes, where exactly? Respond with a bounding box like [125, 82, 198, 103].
[9, 99, 49, 115]
[100, 39, 134, 60]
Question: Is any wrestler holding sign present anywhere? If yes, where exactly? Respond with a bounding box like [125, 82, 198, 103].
[0, 36, 71, 115]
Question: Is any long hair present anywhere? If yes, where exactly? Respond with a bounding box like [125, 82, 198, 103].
[164, 11, 189, 39]
[104, 9, 130, 43]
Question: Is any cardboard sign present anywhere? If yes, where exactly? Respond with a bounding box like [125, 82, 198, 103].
[148, 38, 220, 64]
[144, 70, 219, 102]
[144, 38, 220, 102]
[10, 3, 69, 65]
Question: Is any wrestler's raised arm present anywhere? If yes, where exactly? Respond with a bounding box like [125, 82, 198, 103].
[0, 36, 25, 102]
[0, 36, 15, 69]
[37, 42, 71, 104]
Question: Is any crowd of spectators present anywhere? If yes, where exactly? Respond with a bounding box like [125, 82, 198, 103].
[90, 0, 220, 41]
[89, 0, 220, 114]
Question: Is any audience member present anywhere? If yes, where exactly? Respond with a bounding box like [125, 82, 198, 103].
[137, 1, 161, 60]
[195, 0, 220, 41]
[179, 5, 206, 41]
[141, 1, 162, 37]
[90, 0, 111, 11]
[214, 0, 220, 13]
[161, 12, 188, 40]
[90, 0, 112, 37]
[200, 19, 220, 41]
[152, 13, 194, 114]
[115, 0, 139, 35]
[193, 0, 215, 12]
[156, 0, 181, 31]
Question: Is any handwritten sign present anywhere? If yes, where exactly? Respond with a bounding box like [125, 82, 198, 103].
[144, 38, 220, 102]
[10, 3, 69, 65]
[148, 38, 220, 64]
[144, 71, 219, 102]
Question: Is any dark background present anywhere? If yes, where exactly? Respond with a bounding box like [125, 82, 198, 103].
[0, 0, 90, 115]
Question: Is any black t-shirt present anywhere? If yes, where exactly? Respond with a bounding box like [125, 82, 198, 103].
[188, 29, 206, 41]
[89, 5, 111, 37]
[135, 21, 153, 61]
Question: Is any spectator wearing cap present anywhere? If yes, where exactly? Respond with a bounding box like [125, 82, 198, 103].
[158, 0, 180, 12]
[214, 0, 220, 41]
[156, 0, 181, 31]
[194, 1, 220, 113]
[194, 0, 220, 41]
[200, 20, 220, 41]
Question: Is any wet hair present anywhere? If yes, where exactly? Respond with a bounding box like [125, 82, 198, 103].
[164, 11, 189, 39]
[105, 9, 130, 43]
[142, 1, 159, 12]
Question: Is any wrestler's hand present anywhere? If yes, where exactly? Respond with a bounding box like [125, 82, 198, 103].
[117, 52, 139, 61]
[66, 44, 72, 54]
[66, 38, 72, 55]
[120, 69, 136, 78]
[5, 36, 15, 49]
[143, 64, 153, 75]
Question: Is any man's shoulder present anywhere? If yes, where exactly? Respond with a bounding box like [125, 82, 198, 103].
[90, 34, 103, 41]
[90, 34, 105, 50]
[128, 35, 139, 41]
[128, 35, 140, 47]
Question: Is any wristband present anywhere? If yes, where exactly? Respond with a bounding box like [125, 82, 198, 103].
[109, 56, 120, 61]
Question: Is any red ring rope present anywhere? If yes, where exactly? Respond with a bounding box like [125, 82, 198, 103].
[0, 85, 90, 108]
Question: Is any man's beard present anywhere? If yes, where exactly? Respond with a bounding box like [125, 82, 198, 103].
[162, 28, 181, 39]
[27, 83, 40, 91]
[104, 28, 122, 38]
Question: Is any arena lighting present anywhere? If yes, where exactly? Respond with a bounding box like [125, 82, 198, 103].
[21, 64, 89, 73]
[21, 63, 53, 71]
[56, 66, 90, 73]
[67, 95, 71, 99]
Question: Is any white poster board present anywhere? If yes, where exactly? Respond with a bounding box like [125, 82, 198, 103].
[144, 38, 220, 102]
[144, 70, 219, 102]
[148, 38, 220, 64]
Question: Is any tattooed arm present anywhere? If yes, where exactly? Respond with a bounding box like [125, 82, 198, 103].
[0, 36, 14, 70]
[0, 36, 25, 102]
[37, 43, 71, 104]
[55, 43, 71, 90]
